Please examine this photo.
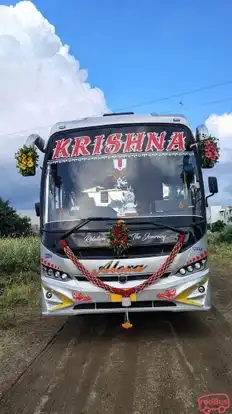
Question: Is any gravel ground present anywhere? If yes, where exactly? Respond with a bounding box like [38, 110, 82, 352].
[0, 317, 66, 401]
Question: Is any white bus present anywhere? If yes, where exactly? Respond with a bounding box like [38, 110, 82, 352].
[19, 113, 219, 326]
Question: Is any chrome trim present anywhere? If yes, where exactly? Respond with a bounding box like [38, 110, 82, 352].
[42, 305, 211, 316]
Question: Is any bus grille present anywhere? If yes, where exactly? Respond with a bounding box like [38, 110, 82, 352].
[74, 272, 170, 283]
[73, 300, 176, 310]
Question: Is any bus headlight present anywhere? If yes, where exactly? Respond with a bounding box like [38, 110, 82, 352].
[187, 265, 193, 272]
[42, 266, 71, 282]
[47, 268, 54, 277]
[176, 258, 207, 277]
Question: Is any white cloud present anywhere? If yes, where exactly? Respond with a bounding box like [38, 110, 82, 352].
[204, 112, 232, 205]
[205, 112, 232, 164]
[0, 0, 107, 208]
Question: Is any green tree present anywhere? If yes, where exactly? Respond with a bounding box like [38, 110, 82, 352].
[0, 197, 32, 237]
[211, 219, 226, 233]
[217, 225, 232, 243]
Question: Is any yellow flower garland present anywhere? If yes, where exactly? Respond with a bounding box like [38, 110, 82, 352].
[15, 145, 39, 176]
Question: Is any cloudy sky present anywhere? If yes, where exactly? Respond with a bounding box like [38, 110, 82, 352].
[0, 0, 232, 223]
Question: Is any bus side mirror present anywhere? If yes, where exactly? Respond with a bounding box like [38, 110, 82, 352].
[196, 124, 209, 142]
[35, 202, 40, 217]
[206, 177, 218, 207]
[26, 134, 46, 153]
[208, 176, 218, 194]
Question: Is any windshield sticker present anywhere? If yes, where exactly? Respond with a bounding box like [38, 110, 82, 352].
[113, 158, 127, 170]
[70, 230, 181, 247]
[51, 131, 186, 160]
[82, 232, 168, 245]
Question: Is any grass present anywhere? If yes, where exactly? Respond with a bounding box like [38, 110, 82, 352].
[0, 273, 40, 329]
[0, 236, 40, 274]
[0, 236, 40, 329]
[0, 234, 232, 329]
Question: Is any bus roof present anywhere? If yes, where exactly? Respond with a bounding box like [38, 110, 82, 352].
[50, 113, 190, 136]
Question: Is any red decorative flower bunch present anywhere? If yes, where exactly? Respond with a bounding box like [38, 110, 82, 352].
[199, 134, 220, 168]
[107, 219, 132, 256]
[204, 140, 219, 161]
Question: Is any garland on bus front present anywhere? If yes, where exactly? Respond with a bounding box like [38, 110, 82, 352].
[198, 134, 220, 168]
[60, 232, 185, 329]
[107, 219, 132, 257]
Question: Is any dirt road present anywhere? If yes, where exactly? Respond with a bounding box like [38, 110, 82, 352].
[0, 269, 232, 414]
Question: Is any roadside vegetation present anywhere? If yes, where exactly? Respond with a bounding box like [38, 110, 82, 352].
[0, 236, 40, 328]
[0, 198, 40, 328]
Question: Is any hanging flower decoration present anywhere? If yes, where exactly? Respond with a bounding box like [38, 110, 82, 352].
[107, 219, 132, 257]
[198, 134, 220, 168]
[15, 145, 39, 176]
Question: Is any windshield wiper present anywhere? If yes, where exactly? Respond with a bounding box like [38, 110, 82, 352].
[145, 220, 189, 234]
[60, 217, 118, 240]
[60, 216, 188, 241]
[135, 219, 189, 235]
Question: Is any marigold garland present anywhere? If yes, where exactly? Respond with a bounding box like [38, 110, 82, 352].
[15, 145, 39, 176]
[198, 134, 220, 168]
[107, 219, 132, 257]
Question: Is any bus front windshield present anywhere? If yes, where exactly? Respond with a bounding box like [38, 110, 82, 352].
[43, 124, 204, 226]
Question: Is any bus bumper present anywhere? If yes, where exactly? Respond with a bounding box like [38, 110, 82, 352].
[40, 270, 211, 316]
